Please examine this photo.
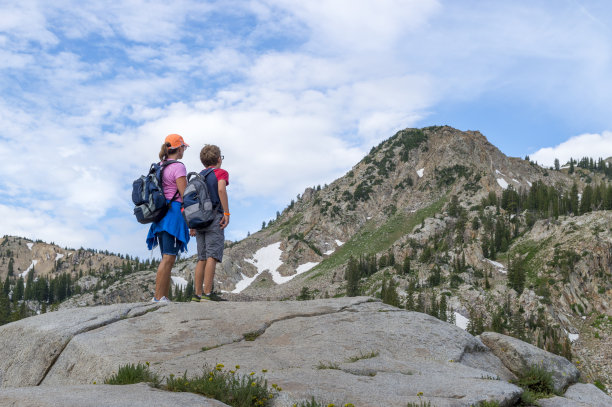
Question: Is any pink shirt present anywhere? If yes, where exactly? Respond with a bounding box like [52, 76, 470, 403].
[161, 161, 186, 203]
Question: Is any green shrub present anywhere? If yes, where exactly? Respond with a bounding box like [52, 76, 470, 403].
[104, 362, 159, 386]
[594, 380, 607, 393]
[513, 364, 555, 397]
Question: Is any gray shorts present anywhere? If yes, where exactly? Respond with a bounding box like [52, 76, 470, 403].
[196, 212, 225, 262]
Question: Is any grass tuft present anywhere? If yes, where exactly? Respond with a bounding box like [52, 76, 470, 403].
[316, 361, 340, 370]
[104, 362, 160, 387]
[346, 350, 379, 363]
[243, 331, 263, 341]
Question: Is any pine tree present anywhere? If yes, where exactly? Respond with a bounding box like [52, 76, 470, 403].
[8, 257, 14, 276]
[405, 281, 415, 311]
[416, 292, 425, 313]
[345, 257, 360, 297]
[3, 275, 9, 297]
[580, 185, 593, 214]
[428, 266, 441, 287]
[402, 255, 411, 275]
[448, 307, 456, 325]
[24, 268, 35, 301]
[570, 183, 579, 214]
[14, 277, 24, 302]
[429, 293, 439, 319]
[383, 278, 400, 308]
[439, 294, 448, 322]
[554, 158, 560, 171]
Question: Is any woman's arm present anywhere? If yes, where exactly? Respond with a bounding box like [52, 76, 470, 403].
[176, 176, 187, 198]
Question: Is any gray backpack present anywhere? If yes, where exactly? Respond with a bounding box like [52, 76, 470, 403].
[182, 168, 217, 230]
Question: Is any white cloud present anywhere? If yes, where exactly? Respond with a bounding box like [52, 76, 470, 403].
[2, 0, 612, 259]
[530, 132, 612, 167]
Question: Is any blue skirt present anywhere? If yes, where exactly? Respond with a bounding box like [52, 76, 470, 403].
[146, 201, 190, 253]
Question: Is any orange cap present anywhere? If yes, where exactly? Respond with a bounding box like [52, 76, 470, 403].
[165, 133, 189, 149]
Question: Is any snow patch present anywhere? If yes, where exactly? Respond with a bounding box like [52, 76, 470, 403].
[512, 179, 520, 184]
[486, 259, 507, 274]
[235, 243, 321, 292]
[495, 169, 505, 176]
[526, 180, 532, 187]
[232, 273, 258, 293]
[27, 243, 33, 251]
[55, 253, 64, 261]
[20, 260, 38, 278]
[416, 168, 424, 178]
[235, 242, 284, 292]
[335, 240, 344, 246]
[568, 333, 579, 343]
[171, 276, 188, 290]
[496, 178, 509, 189]
[296, 262, 319, 274]
[455, 312, 470, 330]
[324, 249, 335, 255]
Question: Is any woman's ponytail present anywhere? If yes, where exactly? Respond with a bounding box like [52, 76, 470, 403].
[159, 142, 170, 161]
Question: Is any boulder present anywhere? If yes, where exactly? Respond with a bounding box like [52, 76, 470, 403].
[564, 383, 612, 406]
[480, 331, 580, 392]
[2, 298, 525, 406]
[538, 396, 591, 407]
[0, 383, 229, 406]
[0, 302, 161, 388]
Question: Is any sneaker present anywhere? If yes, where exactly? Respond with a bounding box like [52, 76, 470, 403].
[151, 297, 159, 303]
[191, 294, 202, 302]
[159, 296, 171, 303]
[202, 292, 227, 302]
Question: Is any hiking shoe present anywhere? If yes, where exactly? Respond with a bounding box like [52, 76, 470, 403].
[202, 292, 226, 302]
[151, 297, 159, 303]
[191, 294, 202, 302]
[159, 296, 171, 303]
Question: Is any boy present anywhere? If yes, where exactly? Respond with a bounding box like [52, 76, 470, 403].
[191, 145, 230, 301]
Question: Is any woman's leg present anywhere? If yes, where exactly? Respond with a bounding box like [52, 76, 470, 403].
[155, 254, 176, 299]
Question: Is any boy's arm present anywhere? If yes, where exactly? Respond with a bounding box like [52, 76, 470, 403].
[218, 179, 230, 229]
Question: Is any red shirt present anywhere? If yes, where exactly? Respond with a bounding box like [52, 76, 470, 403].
[213, 168, 229, 185]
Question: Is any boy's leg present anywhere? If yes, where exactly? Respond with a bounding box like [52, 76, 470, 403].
[203, 257, 217, 295]
[194, 260, 206, 296]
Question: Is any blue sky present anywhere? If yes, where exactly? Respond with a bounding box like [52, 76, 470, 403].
[1, 0, 612, 260]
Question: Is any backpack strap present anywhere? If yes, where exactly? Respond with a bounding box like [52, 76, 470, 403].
[200, 168, 221, 212]
[159, 160, 182, 203]
[200, 168, 215, 178]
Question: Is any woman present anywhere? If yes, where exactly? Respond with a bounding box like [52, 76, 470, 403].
[146, 133, 190, 302]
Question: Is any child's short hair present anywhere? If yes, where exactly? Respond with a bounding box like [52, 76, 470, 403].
[200, 145, 221, 167]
